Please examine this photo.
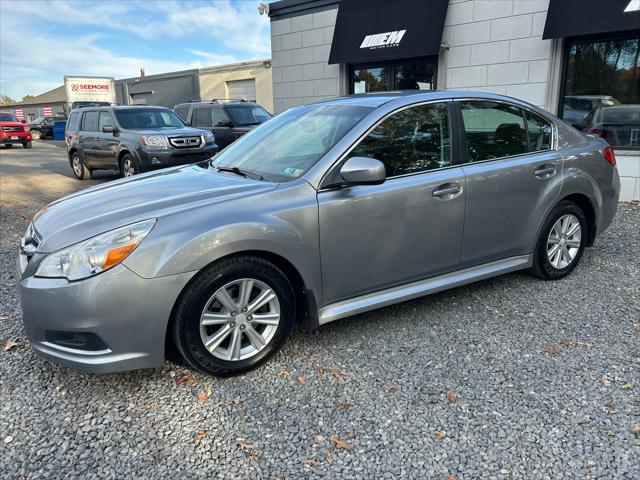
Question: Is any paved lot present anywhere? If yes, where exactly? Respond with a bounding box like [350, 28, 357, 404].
[1, 141, 639, 479]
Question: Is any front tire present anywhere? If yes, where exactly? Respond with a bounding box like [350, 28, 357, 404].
[120, 153, 139, 177]
[70, 152, 91, 180]
[529, 201, 587, 280]
[172, 256, 295, 377]
[23, 141, 32, 149]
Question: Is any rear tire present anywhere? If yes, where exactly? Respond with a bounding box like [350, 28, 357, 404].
[23, 141, 32, 149]
[529, 201, 587, 280]
[172, 256, 295, 377]
[70, 152, 91, 180]
[31, 130, 41, 140]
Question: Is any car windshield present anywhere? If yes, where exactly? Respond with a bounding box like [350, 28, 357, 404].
[225, 105, 272, 126]
[209, 104, 372, 182]
[31, 117, 45, 124]
[114, 109, 185, 130]
[0, 113, 18, 122]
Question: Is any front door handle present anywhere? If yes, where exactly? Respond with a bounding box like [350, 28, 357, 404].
[432, 184, 462, 197]
[534, 165, 556, 178]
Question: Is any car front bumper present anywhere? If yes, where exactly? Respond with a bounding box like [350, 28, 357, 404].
[138, 144, 218, 172]
[17, 262, 196, 373]
[1, 132, 31, 144]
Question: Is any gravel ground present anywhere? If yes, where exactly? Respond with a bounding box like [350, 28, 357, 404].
[1, 142, 639, 479]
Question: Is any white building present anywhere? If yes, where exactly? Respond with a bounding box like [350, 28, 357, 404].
[267, 0, 640, 200]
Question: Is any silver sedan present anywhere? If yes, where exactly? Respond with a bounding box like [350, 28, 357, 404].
[17, 91, 620, 376]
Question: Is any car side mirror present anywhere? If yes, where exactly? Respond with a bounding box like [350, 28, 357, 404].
[102, 125, 117, 133]
[339, 156, 386, 185]
[20, 119, 27, 124]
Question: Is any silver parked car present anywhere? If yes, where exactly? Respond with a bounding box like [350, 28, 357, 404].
[17, 92, 620, 377]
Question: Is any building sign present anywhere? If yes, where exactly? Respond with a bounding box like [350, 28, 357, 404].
[64, 76, 116, 105]
[360, 30, 407, 50]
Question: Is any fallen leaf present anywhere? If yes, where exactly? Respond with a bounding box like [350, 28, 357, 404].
[325, 453, 333, 464]
[3, 339, 22, 352]
[632, 423, 640, 436]
[434, 431, 446, 440]
[194, 431, 208, 444]
[297, 377, 305, 385]
[248, 451, 258, 462]
[131, 383, 142, 391]
[336, 402, 350, 409]
[635, 324, 640, 333]
[143, 402, 157, 410]
[560, 339, 573, 348]
[602, 375, 612, 386]
[544, 345, 561, 355]
[331, 435, 352, 451]
[345, 431, 355, 439]
[198, 390, 207, 401]
[0, 315, 8, 321]
[446, 389, 457, 404]
[231, 395, 243, 405]
[279, 370, 290, 377]
[330, 369, 343, 381]
[622, 383, 633, 390]
[317, 367, 326, 374]
[314, 435, 325, 443]
[385, 384, 396, 392]
[604, 399, 614, 409]
[302, 457, 320, 467]
[586, 459, 596, 468]
[237, 439, 253, 451]
[444, 476, 459, 480]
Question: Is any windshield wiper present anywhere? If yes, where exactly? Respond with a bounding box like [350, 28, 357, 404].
[216, 165, 264, 181]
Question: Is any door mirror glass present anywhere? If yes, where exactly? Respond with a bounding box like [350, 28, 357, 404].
[339, 156, 386, 185]
[102, 125, 116, 133]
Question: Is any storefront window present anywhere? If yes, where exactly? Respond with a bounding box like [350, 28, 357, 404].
[561, 35, 640, 149]
[350, 58, 436, 94]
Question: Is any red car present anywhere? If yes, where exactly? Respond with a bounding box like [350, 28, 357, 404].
[0, 112, 32, 149]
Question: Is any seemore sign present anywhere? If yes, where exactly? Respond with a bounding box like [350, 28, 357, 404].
[360, 30, 407, 50]
[64, 76, 116, 105]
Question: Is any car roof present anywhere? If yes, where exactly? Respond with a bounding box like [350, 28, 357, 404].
[313, 90, 542, 109]
[71, 105, 171, 113]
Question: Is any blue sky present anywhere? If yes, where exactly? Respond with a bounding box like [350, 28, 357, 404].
[0, 0, 271, 100]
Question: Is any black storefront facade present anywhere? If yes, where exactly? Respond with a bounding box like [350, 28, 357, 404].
[268, 0, 640, 200]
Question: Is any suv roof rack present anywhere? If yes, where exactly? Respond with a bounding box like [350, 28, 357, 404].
[211, 98, 255, 103]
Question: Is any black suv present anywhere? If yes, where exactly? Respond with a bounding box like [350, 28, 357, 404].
[173, 100, 271, 149]
[28, 115, 67, 140]
[65, 106, 218, 179]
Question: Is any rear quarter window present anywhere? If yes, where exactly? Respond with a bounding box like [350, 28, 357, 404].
[82, 111, 99, 131]
[66, 112, 79, 133]
[174, 105, 190, 122]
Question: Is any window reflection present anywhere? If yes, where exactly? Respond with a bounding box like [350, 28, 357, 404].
[561, 37, 640, 148]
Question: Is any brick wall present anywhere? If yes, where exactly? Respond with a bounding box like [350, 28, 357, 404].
[270, 7, 340, 114]
[442, 0, 553, 108]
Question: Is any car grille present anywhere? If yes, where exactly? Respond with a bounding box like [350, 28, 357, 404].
[169, 136, 202, 149]
[2, 126, 23, 132]
[19, 224, 41, 275]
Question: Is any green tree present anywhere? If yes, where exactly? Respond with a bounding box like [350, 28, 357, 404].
[21, 94, 34, 101]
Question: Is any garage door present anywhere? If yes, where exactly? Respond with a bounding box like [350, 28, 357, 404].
[226, 79, 256, 102]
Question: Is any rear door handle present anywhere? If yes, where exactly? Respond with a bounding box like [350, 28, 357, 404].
[432, 184, 462, 197]
[534, 165, 556, 178]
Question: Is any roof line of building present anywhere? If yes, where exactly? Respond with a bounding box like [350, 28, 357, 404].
[268, 0, 341, 18]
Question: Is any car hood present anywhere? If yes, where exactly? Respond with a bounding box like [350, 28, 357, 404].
[32, 164, 278, 252]
[129, 127, 207, 136]
[1, 121, 25, 128]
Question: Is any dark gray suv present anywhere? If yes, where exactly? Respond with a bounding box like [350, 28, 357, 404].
[65, 106, 218, 179]
[173, 100, 271, 150]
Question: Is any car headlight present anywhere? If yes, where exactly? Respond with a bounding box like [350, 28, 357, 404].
[203, 131, 215, 144]
[35, 219, 156, 281]
[140, 135, 169, 148]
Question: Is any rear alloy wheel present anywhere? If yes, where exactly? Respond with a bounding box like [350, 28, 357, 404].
[121, 154, 138, 177]
[31, 130, 41, 140]
[529, 201, 587, 280]
[70, 152, 91, 180]
[172, 256, 295, 377]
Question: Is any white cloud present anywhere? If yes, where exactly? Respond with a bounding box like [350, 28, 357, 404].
[0, 0, 271, 99]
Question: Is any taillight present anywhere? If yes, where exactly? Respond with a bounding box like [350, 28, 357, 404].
[603, 146, 616, 167]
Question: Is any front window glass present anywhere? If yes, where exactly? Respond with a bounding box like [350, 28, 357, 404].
[98, 111, 115, 130]
[348, 103, 451, 177]
[460, 101, 528, 161]
[211, 105, 372, 182]
[114, 109, 184, 129]
[82, 111, 99, 131]
[561, 36, 640, 148]
[193, 108, 213, 128]
[212, 108, 230, 126]
[0, 113, 18, 122]
[225, 106, 272, 126]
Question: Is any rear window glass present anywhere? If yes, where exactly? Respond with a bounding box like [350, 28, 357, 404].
[82, 111, 99, 131]
[193, 108, 212, 128]
[226, 105, 272, 126]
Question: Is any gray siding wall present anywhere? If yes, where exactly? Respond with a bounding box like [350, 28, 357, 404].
[271, 6, 340, 113]
[116, 73, 200, 109]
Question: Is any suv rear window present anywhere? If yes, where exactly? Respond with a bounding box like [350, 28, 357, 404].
[82, 111, 99, 131]
[226, 105, 271, 126]
[174, 105, 189, 122]
[66, 112, 79, 133]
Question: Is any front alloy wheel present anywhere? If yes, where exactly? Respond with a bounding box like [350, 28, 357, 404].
[172, 256, 295, 377]
[546, 214, 581, 269]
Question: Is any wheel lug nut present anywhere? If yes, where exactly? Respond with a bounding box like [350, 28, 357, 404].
[231, 312, 237, 316]
[230, 323, 236, 328]
[247, 315, 253, 321]
[240, 325, 246, 331]
[242, 307, 247, 312]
